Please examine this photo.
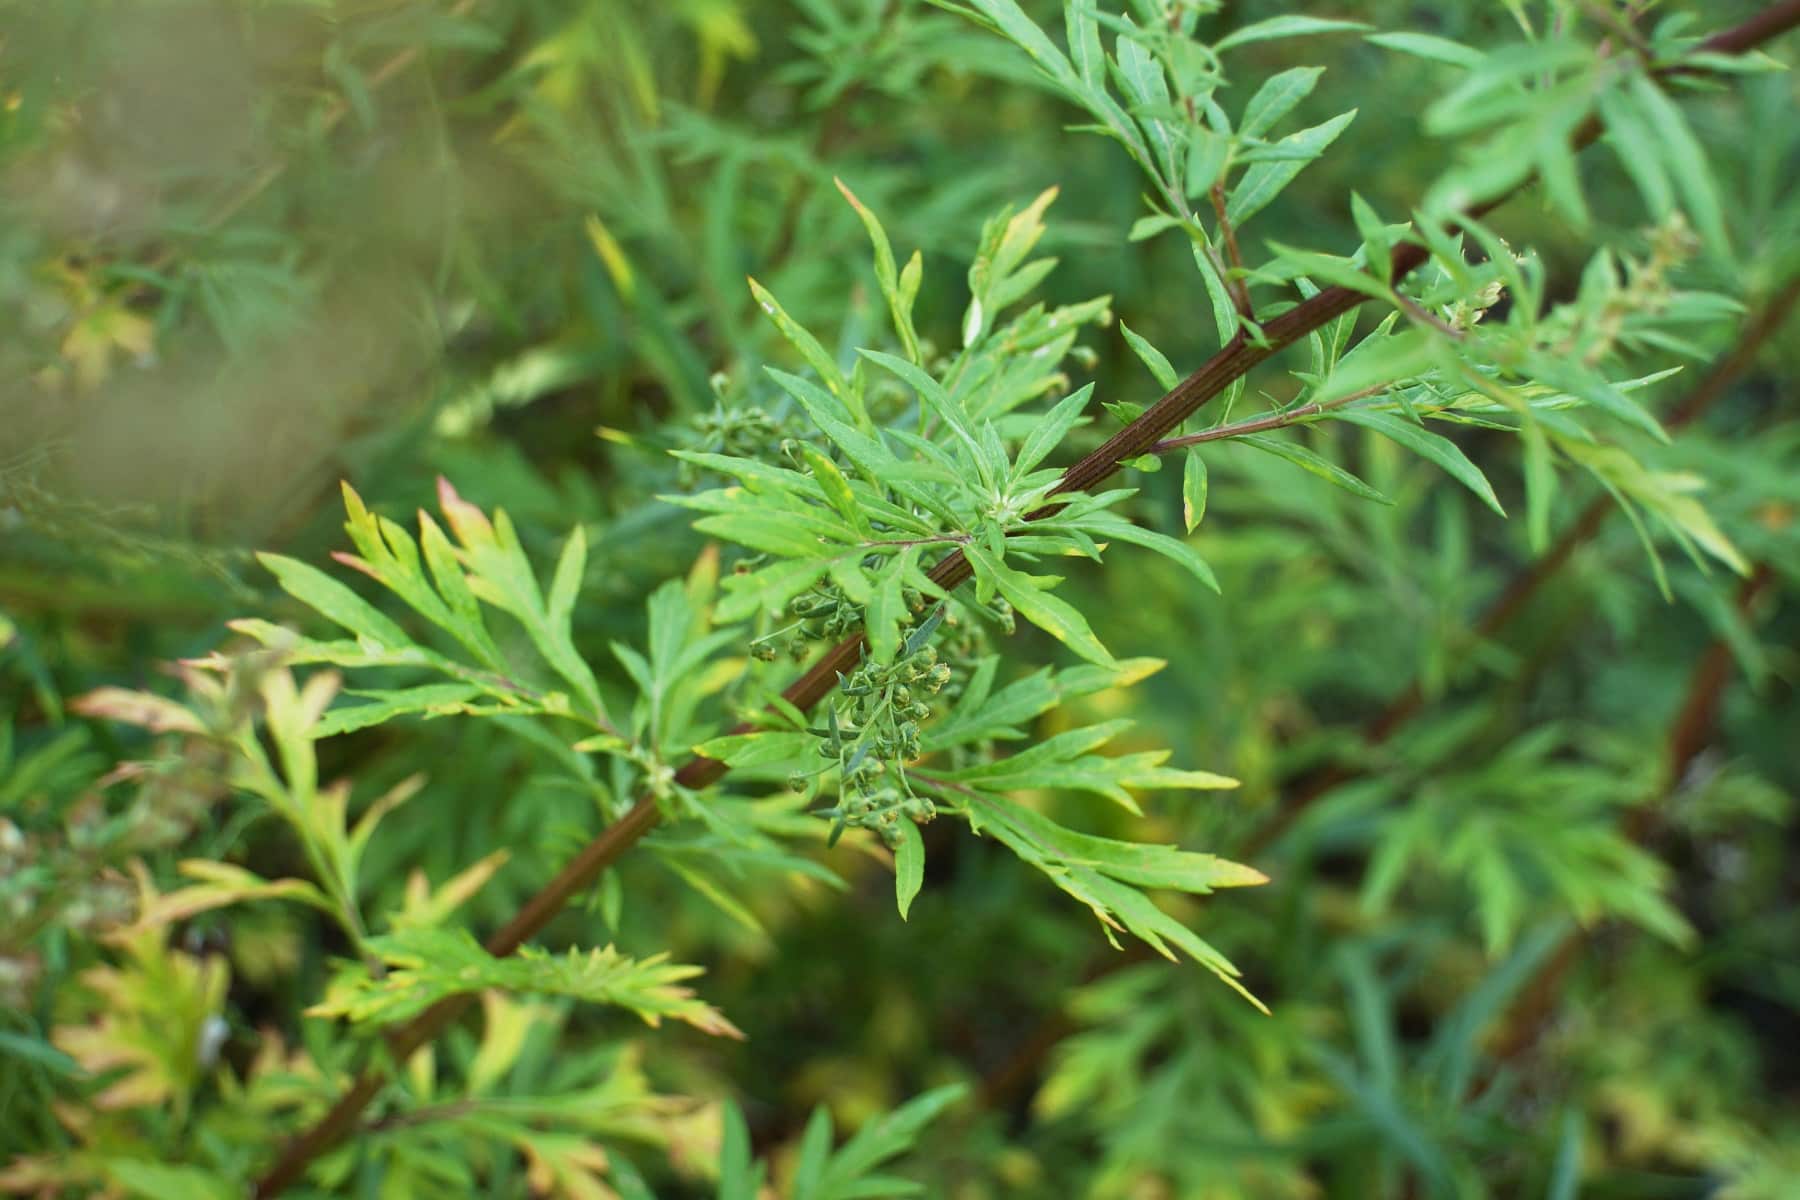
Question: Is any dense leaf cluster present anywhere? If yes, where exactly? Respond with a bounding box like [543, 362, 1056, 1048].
[3, 1, 1799, 1197]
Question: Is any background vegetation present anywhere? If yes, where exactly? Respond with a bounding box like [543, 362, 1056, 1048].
[3, 1, 1797, 1196]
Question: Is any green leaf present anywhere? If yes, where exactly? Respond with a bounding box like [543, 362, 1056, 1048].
[857, 348, 984, 472]
[1423, 41, 1592, 138]
[749, 277, 863, 425]
[258, 553, 410, 649]
[765, 367, 933, 486]
[1522, 419, 1556, 553]
[717, 557, 835, 622]
[953, 791, 1265, 1007]
[1365, 31, 1485, 68]
[1266, 241, 1392, 301]
[791, 1106, 835, 1200]
[1119, 322, 1178, 391]
[1182, 451, 1208, 533]
[962, 0, 1079, 90]
[1333, 409, 1505, 516]
[1240, 434, 1393, 504]
[1311, 328, 1437, 406]
[135, 860, 336, 926]
[0, 1030, 82, 1078]
[1240, 66, 1324, 140]
[314, 682, 487, 737]
[1130, 212, 1184, 242]
[809, 1085, 967, 1198]
[1064, 1, 1106, 86]
[894, 819, 924, 920]
[1214, 16, 1370, 53]
[338, 483, 455, 633]
[1104, 400, 1146, 426]
[104, 1162, 238, 1200]
[1626, 73, 1731, 262]
[793, 442, 874, 539]
[694, 730, 816, 769]
[946, 716, 1233, 812]
[1190, 242, 1245, 413]
[546, 524, 587, 631]
[437, 483, 606, 720]
[1559, 442, 1749, 576]
[929, 656, 1166, 750]
[962, 188, 1061, 346]
[837, 178, 922, 364]
[965, 538, 1116, 667]
[1536, 138, 1589, 231]
[1521, 350, 1667, 443]
[691, 511, 842, 559]
[657, 850, 771, 936]
[717, 1101, 765, 1200]
[1013, 385, 1093, 480]
[418, 512, 504, 669]
[1548, 1109, 1584, 1200]
[1188, 126, 1233, 199]
[1227, 109, 1356, 226]
[1597, 86, 1672, 220]
[1072, 512, 1220, 593]
[308, 927, 743, 1038]
[1349, 191, 1398, 268]
[865, 545, 918, 665]
[1114, 23, 1181, 180]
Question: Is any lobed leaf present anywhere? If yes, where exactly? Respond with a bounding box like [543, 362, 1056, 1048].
[965, 537, 1115, 667]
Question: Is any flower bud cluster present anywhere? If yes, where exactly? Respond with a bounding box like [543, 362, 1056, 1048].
[819, 787, 937, 850]
[791, 584, 862, 641]
[678, 399, 805, 486]
[748, 581, 865, 662]
[810, 642, 954, 848]
[839, 644, 949, 760]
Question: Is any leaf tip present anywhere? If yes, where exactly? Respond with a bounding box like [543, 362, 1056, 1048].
[330, 551, 378, 580]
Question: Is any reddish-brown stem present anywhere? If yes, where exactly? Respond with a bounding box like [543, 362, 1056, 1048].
[1685, 0, 1800, 54]
[251, 9, 1800, 1194]
[1148, 383, 1393, 455]
[1209, 182, 1257, 322]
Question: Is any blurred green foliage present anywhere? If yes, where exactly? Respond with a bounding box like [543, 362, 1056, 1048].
[3, 1, 1799, 1196]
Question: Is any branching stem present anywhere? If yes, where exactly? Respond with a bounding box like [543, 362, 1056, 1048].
[1149, 383, 1391, 455]
[1209, 182, 1257, 322]
[250, 8, 1800, 1194]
